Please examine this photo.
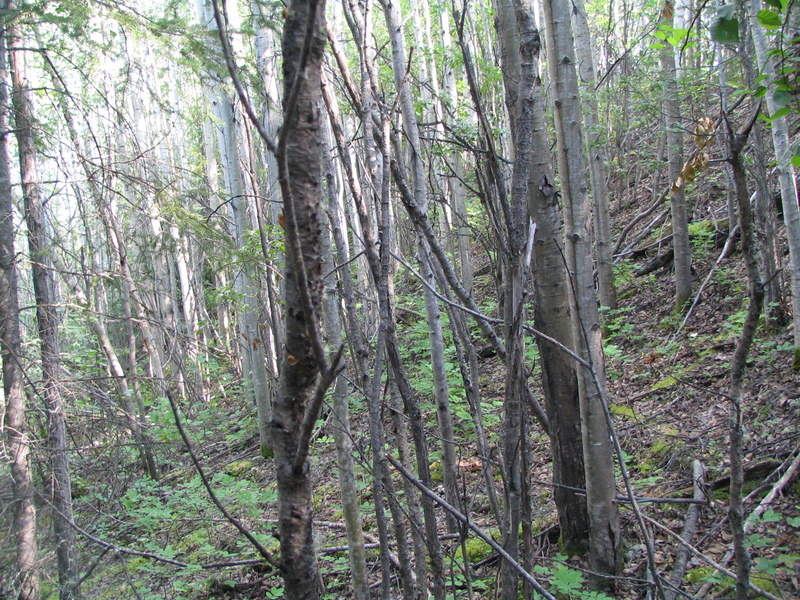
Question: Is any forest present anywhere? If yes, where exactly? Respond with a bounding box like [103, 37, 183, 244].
[0, 0, 798, 598]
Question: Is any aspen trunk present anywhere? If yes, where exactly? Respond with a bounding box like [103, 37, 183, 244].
[745, 0, 800, 368]
[320, 124, 370, 600]
[660, 0, 693, 310]
[571, 0, 616, 312]
[542, 0, 621, 582]
[380, 0, 460, 538]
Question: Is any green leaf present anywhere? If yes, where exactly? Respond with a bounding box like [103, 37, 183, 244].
[668, 27, 689, 46]
[762, 0, 786, 9]
[710, 11, 740, 44]
[758, 9, 782, 29]
[773, 89, 793, 107]
[772, 106, 791, 119]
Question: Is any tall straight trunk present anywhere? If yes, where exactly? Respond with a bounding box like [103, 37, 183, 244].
[542, 0, 620, 581]
[521, 5, 589, 555]
[660, 0, 692, 310]
[43, 57, 158, 479]
[0, 22, 39, 600]
[270, 0, 328, 595]
[220, 93, 273, 453]
[379, 0, 460, 536]
[320, 125, 369, 600]
[7, 8, 80, 597]
[745, 0, 800, 368]
[198, 0, 273, 447]
[441, 13, 474, 297]
[493, 0, 529, 596]
[570, 0, 616, 312]
[251, 16, 285, 364]
[322, 41, 411, 599]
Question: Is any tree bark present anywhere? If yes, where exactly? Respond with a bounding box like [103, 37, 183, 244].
[271, 0, 328, 595]
[380, 0, 460, 537]
[0, 20, 39, 600]
[726, 108, 763, 600]
[542, 0, 620, 582]
[493, 1, 532, 595]
[7, 6, 81, 597]
[660, 0, 693, 311]
[519, 2, 590, 555]
[321, 57, 405, 600]
[320, 124, 370, 600]
[744, 0, 800, 368]
[570, 0, 616, 312]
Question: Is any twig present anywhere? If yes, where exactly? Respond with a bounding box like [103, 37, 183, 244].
[387, 454, 558, 600]
[665, 460, 706, 600]
[34, 488, 266, 571]
[642, 514, 781, 600]
[529, 478, 709, 505]
[697, 444, 800, 598]
[117, 552, 145, 600]
[744, 444, 800, 529]
[165, 390, 279, 567]
[613, 191, 669, 257]
[675, 225, 740, 336]
[293, 344, 345, 473]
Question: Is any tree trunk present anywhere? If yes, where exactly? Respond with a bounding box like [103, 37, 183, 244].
[7, 8, 81, 597]
[726, 108, 763, 600]
[542, 0, 620, 582]
[441, 13, 474, 297]
[320, 125, 370, 600]
[0, 21, 39, 600]
[570, 0, 616, 312]
[321, 59, 405, 600]
[380, 0, 460, 536]
[744, 0, 800, 369]
[660, 0, 693, 311]
[519, 3, 590, 555]
[493, 0, 530, 595]
[270, 0, 328, 595]
[44, 56, 158, 479]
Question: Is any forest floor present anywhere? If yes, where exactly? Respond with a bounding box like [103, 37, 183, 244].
[56, 181, 800, 600]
